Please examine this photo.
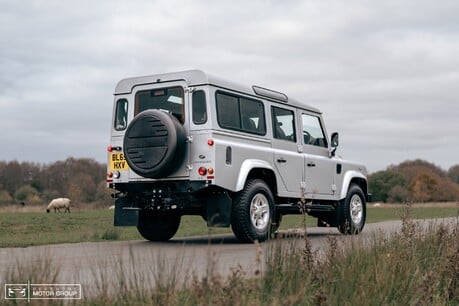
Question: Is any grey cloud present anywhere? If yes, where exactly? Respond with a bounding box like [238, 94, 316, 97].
[0, 0, 458, 172]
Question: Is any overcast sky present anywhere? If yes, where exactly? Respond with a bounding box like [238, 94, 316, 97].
[1, 0, 458, 172]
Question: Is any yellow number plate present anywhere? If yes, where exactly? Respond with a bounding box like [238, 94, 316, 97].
[109, 153, 129, 171]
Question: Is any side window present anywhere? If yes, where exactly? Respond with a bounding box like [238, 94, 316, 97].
[302, 114, 328, 148]
[272, 107, 296, 142]
[216, 93, 240, 130]
[114, 99, 128, 131]
[192, 91, 207, 125]
[240, 97, 266, 134]
[216, 92, 266, 135]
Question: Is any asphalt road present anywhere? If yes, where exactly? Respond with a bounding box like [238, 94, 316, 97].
[1, 218, 456, 298]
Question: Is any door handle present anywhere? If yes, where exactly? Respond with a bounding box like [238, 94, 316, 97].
[307, 162, 316, 167]
[277, 158, 287, 163]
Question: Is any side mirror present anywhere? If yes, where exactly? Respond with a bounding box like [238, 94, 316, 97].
[330, 132, 339, 157]
[331, 132, 339, 148]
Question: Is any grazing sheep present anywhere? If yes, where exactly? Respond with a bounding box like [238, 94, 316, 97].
[46, 198, 71, 213]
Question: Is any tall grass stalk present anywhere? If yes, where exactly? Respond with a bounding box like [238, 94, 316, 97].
[3, 209, 458, 305]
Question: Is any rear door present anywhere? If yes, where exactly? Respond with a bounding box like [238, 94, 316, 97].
[128, 81, 190, 180]
[271, 105, 303, 196]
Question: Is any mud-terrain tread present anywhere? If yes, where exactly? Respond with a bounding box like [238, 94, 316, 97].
[231, 179, 274, 243]
[338, 184, 366, 235]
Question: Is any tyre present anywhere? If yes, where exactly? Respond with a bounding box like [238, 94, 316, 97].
[231, 179, 275, 243]
[137, 210, 181, 241]
[338, 184, 366, 235]
[123, 110, 186, 179]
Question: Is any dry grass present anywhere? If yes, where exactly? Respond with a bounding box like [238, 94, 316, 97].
[3, 205, 458, 305]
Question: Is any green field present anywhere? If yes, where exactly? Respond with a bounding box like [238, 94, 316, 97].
[0, 205, 457, 248]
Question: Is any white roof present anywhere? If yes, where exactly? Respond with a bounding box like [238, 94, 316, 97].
[115, 69, 321, 114]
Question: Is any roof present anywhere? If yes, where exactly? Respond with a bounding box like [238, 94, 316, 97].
[114, 69, 321, 114]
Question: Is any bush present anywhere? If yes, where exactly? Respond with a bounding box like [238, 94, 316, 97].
[369, 170, 406, 202]
[14, 185, 42, 205]
[0, 189, 13, 205]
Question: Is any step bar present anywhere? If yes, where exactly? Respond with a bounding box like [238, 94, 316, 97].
[276, 203, 336, 214]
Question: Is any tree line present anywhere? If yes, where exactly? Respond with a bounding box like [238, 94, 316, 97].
[0, 157, 111, 206]
[369, 159, 459, 203]
[0, 157, 458, 206]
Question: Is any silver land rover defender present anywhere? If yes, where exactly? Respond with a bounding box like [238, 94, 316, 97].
[107, 70, 371, 243]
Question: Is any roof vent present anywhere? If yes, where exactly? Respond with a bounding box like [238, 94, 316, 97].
[252, 85, 288, 103]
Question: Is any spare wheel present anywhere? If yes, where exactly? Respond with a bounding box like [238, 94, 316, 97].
[123, 110, 186, 178]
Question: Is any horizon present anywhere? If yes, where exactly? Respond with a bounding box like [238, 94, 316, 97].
[1, 156, 457, 174]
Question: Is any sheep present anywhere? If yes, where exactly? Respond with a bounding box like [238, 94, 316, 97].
[46, 198, 71, 213]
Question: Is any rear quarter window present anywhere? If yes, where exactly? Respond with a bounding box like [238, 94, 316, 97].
[114, 99, 128, 131]
[192, 90, 207, 125]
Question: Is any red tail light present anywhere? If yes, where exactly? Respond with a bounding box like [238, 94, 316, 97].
[198, 167, 207, 176]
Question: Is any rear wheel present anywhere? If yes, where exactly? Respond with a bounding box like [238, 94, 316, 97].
[338, 184, 366, 234]
[137, 210, 181, 241]
[231, 179, 275, 243]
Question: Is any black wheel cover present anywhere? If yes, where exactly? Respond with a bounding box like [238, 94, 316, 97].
[123, 110, 186, 178]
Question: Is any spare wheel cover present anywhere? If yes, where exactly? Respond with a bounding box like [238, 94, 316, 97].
[123, 110, 186, 178]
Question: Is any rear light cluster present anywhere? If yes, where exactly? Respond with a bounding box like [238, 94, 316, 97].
[107, 146, 122, 152]
[198, 167, 214, 176]
[107, 171, 120, 179]
[198, 139, 215, 178]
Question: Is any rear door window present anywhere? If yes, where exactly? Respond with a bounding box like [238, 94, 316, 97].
[135, 86, 184, 122]
[272, 106, 296, 142]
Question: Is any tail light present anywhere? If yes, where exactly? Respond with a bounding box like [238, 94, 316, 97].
[198, 167, 207, 176]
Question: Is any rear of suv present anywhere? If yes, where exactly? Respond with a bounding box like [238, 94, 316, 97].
[107, 70, 371, 243]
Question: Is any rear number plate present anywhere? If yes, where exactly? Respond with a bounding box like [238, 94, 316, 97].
[110, 153, 129, 170]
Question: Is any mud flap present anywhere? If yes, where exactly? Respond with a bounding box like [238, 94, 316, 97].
[206, 192, 231, 227]
[114, 197, 139, 226]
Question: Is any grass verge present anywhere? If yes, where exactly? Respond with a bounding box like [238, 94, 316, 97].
[2, 207, 458, 305]
[0, 204, 457, 248]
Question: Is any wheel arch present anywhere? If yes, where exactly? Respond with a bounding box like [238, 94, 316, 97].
[339, 170, 368, 200]
[235, 159, 277, 193]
